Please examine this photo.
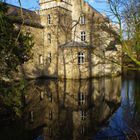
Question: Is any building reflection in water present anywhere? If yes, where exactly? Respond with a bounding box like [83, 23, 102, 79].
[24, 77, 121, 140]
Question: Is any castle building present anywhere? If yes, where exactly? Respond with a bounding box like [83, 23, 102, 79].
[6, 0, 122, 79]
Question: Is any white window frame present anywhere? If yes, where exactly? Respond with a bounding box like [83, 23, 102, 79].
[48, 52, 52, 63]
[39, 55, 43, 64]
[80, 15, 85, 25]
[78, 52, 85, 65]
[81, 31, 86, 41]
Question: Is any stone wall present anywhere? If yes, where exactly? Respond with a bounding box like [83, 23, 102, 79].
[9, 0, 122, 79]
[58, 45, 121, 79]
[15, 24, 44, 79]
[40, 6, 72, 78]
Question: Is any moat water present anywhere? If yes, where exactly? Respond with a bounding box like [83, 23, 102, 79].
[0, 73, 140, 140]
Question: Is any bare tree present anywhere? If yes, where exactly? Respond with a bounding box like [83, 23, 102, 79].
[107, 0, 140, 68]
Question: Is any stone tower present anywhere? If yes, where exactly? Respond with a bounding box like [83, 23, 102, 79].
[39, 0, 72, 77]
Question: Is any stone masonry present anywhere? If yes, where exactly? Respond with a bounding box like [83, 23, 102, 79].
[7, 0, 122, 79]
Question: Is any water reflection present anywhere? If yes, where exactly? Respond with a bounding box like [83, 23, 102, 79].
[24, 77, 121, 140]
[96, 78, 140, 140]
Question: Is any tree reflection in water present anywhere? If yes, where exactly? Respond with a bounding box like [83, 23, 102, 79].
[24, 77, 121, 140]
[0, 80, 29, 140]
[96, 78, 140, 140]
[1, 76, 140, 140]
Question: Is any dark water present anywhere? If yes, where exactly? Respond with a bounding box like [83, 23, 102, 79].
[0, 75, 140, 140]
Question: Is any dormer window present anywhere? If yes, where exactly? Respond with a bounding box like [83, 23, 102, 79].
[80, 15, 85, 25]
[47, 14, 51, 24]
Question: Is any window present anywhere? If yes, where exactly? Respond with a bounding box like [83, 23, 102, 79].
[48, 33, 51, 43]
[78, 92, 85, 105]
[48, 127, 52, 137]
[46, 91, 52, 102]
[48, 93, 52, 102]
[29, 111, 34, 123]
[40, 91, 44, 100]
[81, 31, 86, 41]
[47, 14, 51, 24]
[64, 16, 66, 24]
[80, 15, 85, 24]
[49, 110, 53, 120]
[48, 52, 52, 63]
[80, 125, 85, 135]
[78, 52, 85, 64]
[80, 110, 87, 120]
[39, 55, 43, 64]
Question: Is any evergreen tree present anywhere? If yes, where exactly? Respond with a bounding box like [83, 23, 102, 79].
[0, 2, 34, 78]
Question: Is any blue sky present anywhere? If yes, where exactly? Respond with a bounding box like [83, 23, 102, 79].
[5, 0, 108, 13]
[6, 0, 40, 10]
[85, 0, 108, 13]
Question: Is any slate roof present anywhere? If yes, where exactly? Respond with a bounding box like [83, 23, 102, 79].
[60, 41, 89, 48]
[5, 3, 43, 28]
